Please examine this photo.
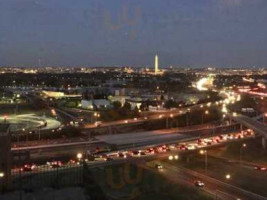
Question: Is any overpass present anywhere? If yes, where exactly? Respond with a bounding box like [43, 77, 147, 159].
[226, 113, 267, 148]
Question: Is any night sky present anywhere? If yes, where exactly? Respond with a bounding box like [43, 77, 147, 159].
[0, 0, 267, 67]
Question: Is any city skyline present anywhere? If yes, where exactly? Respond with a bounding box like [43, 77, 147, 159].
[1, 0, 267, 67]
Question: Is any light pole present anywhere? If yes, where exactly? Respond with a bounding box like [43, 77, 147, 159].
[239, 143, 247, 165]
[166, 113, 173, 128]
[77, 153, 83, 162]
[87, 132, 92, 158]
[186, 112, 189, 127]
[225, 173, 231, 180]
[0, 172, 5, 193]
[263, 113, 267, 124]
[200, 150, 208, 174]
[201, 110, 209, 124]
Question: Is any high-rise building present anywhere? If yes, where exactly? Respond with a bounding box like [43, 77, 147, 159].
[0, 124, 11, 191]
[155, 54, 159, 74]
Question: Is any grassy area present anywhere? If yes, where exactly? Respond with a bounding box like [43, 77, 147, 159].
[209, 137, 267, 165]
[177, 153, 267, 197]
[85, 163, 213, 200]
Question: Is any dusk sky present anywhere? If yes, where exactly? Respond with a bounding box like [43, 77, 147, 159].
[0, 0, 267, 67]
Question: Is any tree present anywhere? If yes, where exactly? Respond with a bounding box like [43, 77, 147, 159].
[113, 101, 122, 110]
[140, 102, 148, 111]
[134, 106, 139, 114]
[164, 100, 177, 109]
[123, 102, 131, 110]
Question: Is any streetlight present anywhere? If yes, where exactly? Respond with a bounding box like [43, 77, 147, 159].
[202, 110, 209, 124]
[263, 113, 267, 123]
[0, 172, 4, 178]
[239, 143, 247, 165]
[77, 153, 83, 161]
[225, 174, 231, 180]
[166, 113, 174, 128]
[200, 150, 208, 174]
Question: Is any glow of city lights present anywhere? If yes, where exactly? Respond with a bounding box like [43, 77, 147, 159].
[222, 104, 228, 113]
[196, 75, 214, 91]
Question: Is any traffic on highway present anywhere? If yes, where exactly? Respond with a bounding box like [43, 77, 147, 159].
[13, 128, 255, 175]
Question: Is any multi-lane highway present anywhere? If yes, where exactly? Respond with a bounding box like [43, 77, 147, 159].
[11, 123, 239, 164]
[10, 128, 262, 200]
[12, 128, 254, 174]
[81, 102, 210, 129]
[147, 161, 267, 200]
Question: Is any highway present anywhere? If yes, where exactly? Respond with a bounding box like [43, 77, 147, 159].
[12, 128, 254, 174]
[81, 102, 214, 129]
[11, 124, 239, 164]
[10, 129, 262, 200]
[147, 161, 267, 200]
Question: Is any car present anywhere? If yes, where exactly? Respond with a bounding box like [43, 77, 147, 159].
[146, 148, 155, 154]
[126, 153, 133, 158]
[235, 134, 244, 139]
[118, 152, 127, 158]
[94, 155, 106, 161]
[197, 139, 203, 144]
[20, 164, 37, 172]
[227, 134, 234, 140]
[131, 150, 139, 156]
[168, 144, 176, 149]
[187, 144, 196, 150]
[179, 144, 188, 150]
[152, 148, 160, 154]
[254, 166, 267, 171]
[106, 157, 114, 161]
[219, 135, 227, 141]
[47, 161, 63, 168]
[94, 121, 102, 127]
[194, 180, 205, 187]
[68, 159, 78, 164]
[139, 151, 146, 156]
[155, 164, 163, 169]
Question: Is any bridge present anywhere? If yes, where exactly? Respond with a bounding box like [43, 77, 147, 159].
[226, 113, 267, 148]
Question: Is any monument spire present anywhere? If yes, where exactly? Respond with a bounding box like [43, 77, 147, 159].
[155, 53, 159, 74]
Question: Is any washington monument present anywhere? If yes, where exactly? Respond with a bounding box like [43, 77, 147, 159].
[155, 54, 159, 74]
